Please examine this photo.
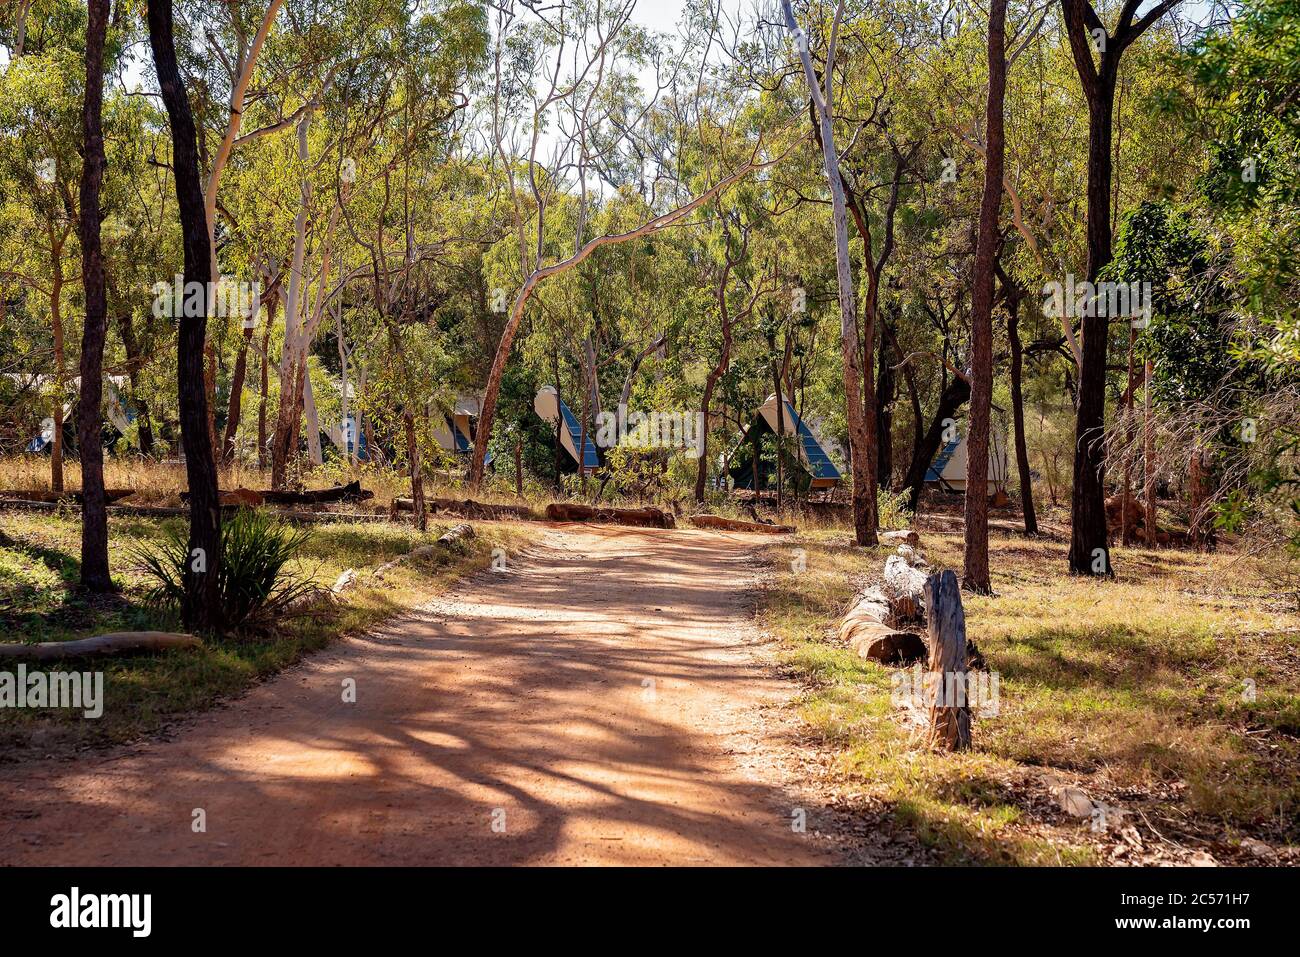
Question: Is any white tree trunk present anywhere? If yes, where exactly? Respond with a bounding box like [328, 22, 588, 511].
[303, 364, 323, 465]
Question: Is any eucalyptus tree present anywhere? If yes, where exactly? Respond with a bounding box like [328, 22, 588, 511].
[76, 0, 113, 591]
[961, 0, 1007, 594]
[1060, 0, 1185, 576]
[468, 0, 789, 489]
[146, 0, 223, 631]
[779, 0, 881, 544]
[0, 10, 85, 493]
[191, 0, 286, 458]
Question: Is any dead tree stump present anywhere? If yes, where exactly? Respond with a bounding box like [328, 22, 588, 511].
[924, 570, 972, 751]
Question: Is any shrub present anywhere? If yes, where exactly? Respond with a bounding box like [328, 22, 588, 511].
[133, 510, 319, 635]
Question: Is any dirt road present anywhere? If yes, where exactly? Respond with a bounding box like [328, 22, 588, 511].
[0, 525, 834, 866]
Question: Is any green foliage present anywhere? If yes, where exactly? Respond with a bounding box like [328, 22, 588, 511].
[1180, 0, 1300, 334]
[132, 509, 318, 636]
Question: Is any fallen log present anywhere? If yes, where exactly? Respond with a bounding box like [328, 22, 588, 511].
[373, 524, 476, 578]
[839, 587, 926, 664]
[437, 523, 475, 546]
[545, 503, 675, 529]
[393, 498, 538, 521]
[690, 514, 795, 534]
[882, 553, 929, 623]
[924, 570, 971, 751]
[262, 481, 373, 506]
[0, 498, 391, 525]
[285, 569, 359, 615]
[0, 631, 201, 661]
[0, 488, 135, 505]
[181, 487, 265, 508]
[435, 498, 536, 521]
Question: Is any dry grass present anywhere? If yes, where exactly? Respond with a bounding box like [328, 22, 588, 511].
[757, 517, 1300, 865]
[0, 453, 887, 528]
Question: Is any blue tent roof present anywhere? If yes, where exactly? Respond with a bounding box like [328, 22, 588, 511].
[451, 418, 471, 452]
[728, 396, 841, 489]
[925, 439, 961, 482]
[557, 395, 600, 469]
[785, 400, 841, 482]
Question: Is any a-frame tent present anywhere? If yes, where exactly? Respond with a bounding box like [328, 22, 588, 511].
[925, 432, 1009, 493]
[534, 386, 600, 471]
[431, 395, 480, 455]
[728, 393, 842, 492]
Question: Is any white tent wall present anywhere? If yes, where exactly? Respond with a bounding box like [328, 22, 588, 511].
[939, 431, 1010, 492]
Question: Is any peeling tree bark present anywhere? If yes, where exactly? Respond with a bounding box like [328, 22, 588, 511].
[781, 0, 877, 546]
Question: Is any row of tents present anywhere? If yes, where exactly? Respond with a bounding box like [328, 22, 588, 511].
[12, 374, 1006, 493]
[525, 387, 1006, 495]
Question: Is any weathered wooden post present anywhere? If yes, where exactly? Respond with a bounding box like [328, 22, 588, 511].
[924, 570, 972, 751]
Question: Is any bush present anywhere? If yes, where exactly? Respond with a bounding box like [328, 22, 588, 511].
[878, 487, 912, 531]
[133, 509, 318, 635]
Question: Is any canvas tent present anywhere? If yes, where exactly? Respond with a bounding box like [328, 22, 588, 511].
[10, 374, 133, 453]
[925, 431, 1009, 493]
[728, 393, 842, 492]
[431, 395, 481, 455]
[534, 386, 599, 470]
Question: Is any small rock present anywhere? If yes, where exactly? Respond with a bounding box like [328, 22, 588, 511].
[1240, 837, 1276, 860]
[881, 529, 919, 546]
[1055, 785, 1094, 818]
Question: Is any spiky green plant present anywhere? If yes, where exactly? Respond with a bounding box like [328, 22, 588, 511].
[132, 509, 319, 634]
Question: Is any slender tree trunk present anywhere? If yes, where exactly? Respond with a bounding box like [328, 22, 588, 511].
[203, 0, 284, 461]
[221, 294, 264, 464]
[695, 276, 734, 504]
[270, 113, 313, 488]
[583, 335, 605, 468]
[962, 0, 1005, 594]
[1144, 358, 1156, 546]
[147, 0, 222, 631]
[76, 0, 113, 592]
[1121, 327, 1136, 545]
[14, 0, 30, 55]
[270, 354, 301, 487]
[772, 357, 785, 512]
[352, 360, 368, 469]
[303, 363, 323, 466]
[204, 339, 219, 464]
[904, 377, 972, 510]
[1007, 279, 1038, 535]
[404, 407, 426, 531]
[335, 298, 350, 469]
[877, 319, 895, 491]
[782, 0, 876, 546]
[578, 361, 590, 495]
[50, 237, 66, 494]
[889, 324, 924, 491]
[257, 300, 273, 471]
[115, 308, 154, 456]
